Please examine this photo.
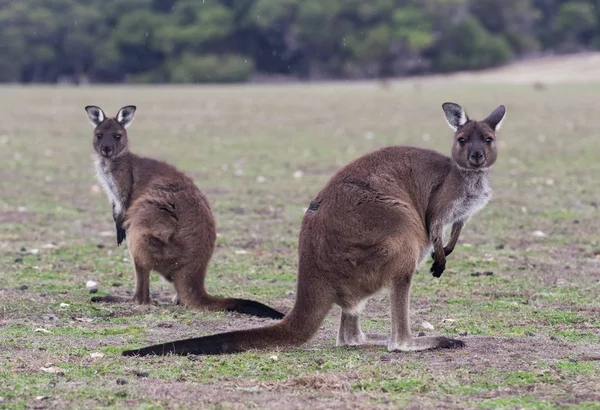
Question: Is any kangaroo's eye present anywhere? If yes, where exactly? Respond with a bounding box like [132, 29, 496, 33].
[96, 133, 103, 140]
[114, 133, 122, 140]
[457, 137, 466, 145]
[485, 137, 494, 143]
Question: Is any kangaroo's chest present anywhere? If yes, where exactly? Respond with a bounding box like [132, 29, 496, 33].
[446, 178, 492, 224]
[95, 160, 124, 215]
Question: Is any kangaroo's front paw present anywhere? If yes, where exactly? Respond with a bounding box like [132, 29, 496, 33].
[116, 226, 126, 246]
[430, 260, 446, 278]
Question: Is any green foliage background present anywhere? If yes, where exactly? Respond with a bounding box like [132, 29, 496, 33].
[1, 0, 599, 83]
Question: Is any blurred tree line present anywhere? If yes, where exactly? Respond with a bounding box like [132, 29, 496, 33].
[0, 0, 599, 83]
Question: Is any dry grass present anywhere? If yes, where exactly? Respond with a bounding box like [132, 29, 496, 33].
[405, 51, 600, 85]
[1, 73, 600, 409]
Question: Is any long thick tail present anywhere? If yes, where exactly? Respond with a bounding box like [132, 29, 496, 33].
[123, 276, 333, 357]
[223, 298, 285, 320]
[91, 294, 284, 319]
[123, 322, 290, 356]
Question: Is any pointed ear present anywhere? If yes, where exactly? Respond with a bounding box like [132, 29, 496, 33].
[484, 105, 506, 131]
[442, 102, 468, 131]
[116, 105, 137, 128]
[85, 106, 106, 127]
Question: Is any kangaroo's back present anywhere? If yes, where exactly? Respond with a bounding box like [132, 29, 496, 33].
[309, 146, 452, 226]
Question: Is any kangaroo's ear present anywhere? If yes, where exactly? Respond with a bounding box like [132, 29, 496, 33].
[484, 105, 506, 131]
[116, 105, 137, 128]
[442, 102, 468, 131]
[85, 106, 106, 127]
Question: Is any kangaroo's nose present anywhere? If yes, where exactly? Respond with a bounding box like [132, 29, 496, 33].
[470, 151, 483, 160]
[102, 146, 112, 155]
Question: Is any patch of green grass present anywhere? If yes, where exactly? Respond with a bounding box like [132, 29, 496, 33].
[555, 360, 597, 375]
[475, 395, 558, 409]
[539, 209, 580, 221]
[2, 324, 147, 343]
[354, 378, 424, 393]
[550, 331, 599, 343]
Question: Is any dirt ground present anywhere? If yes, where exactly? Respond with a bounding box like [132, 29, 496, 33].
[1, 55, 600, 409]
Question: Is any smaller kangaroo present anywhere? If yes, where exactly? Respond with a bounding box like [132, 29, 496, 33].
[122, 102, 505, 357]
[84, 105, 284, 320]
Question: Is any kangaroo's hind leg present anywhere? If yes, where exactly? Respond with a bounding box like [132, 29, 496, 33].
[336, 309, 367, 347]
[387, 267, 464, 352]
[126, 228, 160, 305]
[90, 255, 152, 305]
[90, 231, 153, 305]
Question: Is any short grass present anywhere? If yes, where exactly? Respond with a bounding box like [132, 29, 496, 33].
[1, 80, 599, 409]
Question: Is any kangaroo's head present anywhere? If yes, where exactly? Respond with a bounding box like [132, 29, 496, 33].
[442, 102, 506, 171]
[84, 105, 136, 159]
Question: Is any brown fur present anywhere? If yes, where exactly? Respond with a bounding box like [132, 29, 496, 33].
[122, 102, 506, 356]
[84, 105, 284, 320]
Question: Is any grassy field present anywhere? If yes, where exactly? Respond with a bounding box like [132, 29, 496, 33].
[1, 79, 599, 409]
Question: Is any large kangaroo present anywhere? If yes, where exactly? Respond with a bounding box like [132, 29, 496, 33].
[84, 105, 284, 320]
[123, 102, 505, 356]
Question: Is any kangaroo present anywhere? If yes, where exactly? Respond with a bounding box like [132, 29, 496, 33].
[122, 102, 506, 356]
[84, 105, 284, 320]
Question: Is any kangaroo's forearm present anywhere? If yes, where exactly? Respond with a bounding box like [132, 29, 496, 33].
[444, 221, 464, 256]
[429, 222, 446, 278]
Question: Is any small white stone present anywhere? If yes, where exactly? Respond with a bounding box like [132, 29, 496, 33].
[421, 321, 435, 330]
[234, 250, 249, 255]
[40, 366, 65, 374]
[532, 230, 547, 237]
[90, 352, 105, 359]
[60, 303, 70, 308]
[292, 170, 303, 180]
[270, 355, 278, 361]
[86, 281, 98, 289]
[256, 176, 266, 183]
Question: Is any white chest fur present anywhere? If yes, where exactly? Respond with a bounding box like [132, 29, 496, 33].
[94, 158, 123, 216]
[446, 172, 492, 224]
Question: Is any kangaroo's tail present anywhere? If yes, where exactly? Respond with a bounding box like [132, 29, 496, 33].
[123, 276, 332, 356]
[221, 298, 285, 320]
